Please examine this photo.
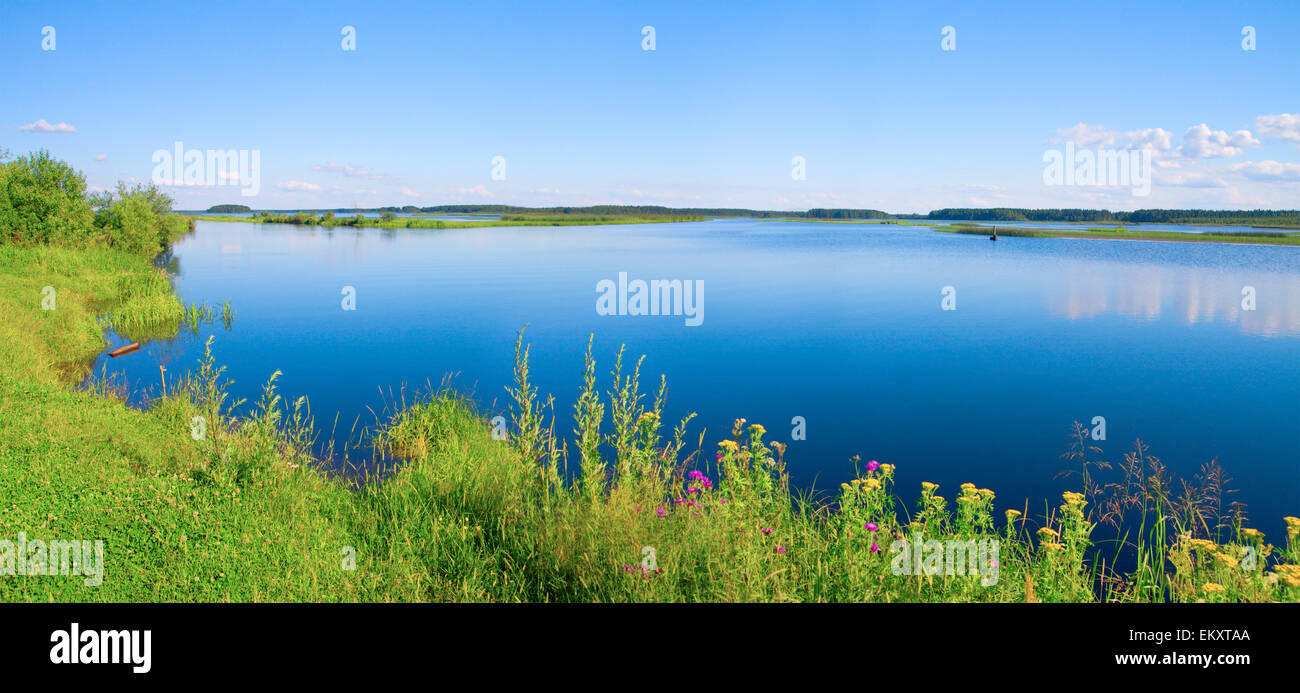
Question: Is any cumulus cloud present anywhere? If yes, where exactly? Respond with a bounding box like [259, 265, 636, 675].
[1050, 123, 1173, 151]
[1178, 123, 1260, 158]
[458, 184, 491, 196]
[1051, 123, 1117, 148]
[400, 186, 420, 197]
[94, 154, 107, 161]
[312, 162, 386, 179]
[1228, 160, 1300, 182]
[276, 180, 322, 191]
[1255, 113, 1300, 144]
[19, 119, 76, 133]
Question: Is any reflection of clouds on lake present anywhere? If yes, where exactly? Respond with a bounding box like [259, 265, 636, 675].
[1051, 265, 1300, 337]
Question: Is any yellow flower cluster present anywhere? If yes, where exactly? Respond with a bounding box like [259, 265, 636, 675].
[921, 481, 939, 492]
[1037, 527, 1060, 539]
[718, 440, 739, 453]
[1005, 509, 1022, 522]
[1239, 527, 1264, 540]
[1062, 491, 1086, 507]
[1202, 582, 1226, 594]
[1274, 564, 1300, 587]
[1213, 552, 1239, 569]
[747, 423, 766, 437]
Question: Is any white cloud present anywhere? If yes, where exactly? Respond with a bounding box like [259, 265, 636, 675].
[312, 162, 386, 179]
[1255, 113, 1300, 144]
[19, 119, 76, 133]
[1228, 160, 1300, 182]
[276, 180, 322, 191]
[1050, 123, 1172, 152]
[1124, 128, 1173, 152]
[400, 186, 420, 197]
[1051, 123, 1116, 148]
[1178, 123, 1260, 158]
[93, 154, 107, 161]
[457, 184, 491, 196]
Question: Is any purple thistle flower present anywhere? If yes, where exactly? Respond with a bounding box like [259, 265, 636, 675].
[870, 543, 881, 553]
[775, 546, 787, 554]
[656, 506, 667, 518]
[867, 460, 880, 473]
[761, 528, 773, 535]
[865, 522, 878, 532]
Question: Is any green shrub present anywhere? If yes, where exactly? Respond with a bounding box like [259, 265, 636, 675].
[0, 149, 95, 247]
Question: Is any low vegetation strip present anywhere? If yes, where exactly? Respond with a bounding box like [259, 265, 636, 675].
[193, 212, 705, 229]
[934, 222, 1300, 246]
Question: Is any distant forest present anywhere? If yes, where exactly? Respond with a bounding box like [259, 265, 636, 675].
[195, 204, 1300, 227]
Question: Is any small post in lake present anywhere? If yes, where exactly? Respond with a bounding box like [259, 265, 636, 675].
[990, 226, 998, 241]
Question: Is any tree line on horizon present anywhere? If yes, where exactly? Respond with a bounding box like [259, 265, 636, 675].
[201, 203, 1300, 227]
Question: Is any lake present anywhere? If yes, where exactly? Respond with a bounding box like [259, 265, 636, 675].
[93, 218, 1300, 537]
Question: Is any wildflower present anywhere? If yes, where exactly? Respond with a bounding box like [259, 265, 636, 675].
[961, 482, 977, 494]
[688, 470, 704, 481]
[1214, 553, 1240, 569]
[880, 463, 895, 474]
[866, 460, 880, 473]
[870, 543, 881, 553]
[760, 528, 773, 535]
[718, 440, 739, 453]
[1202, 582, 1226, 594]
[1274, 565, 1300, 587]
[674, 498, 686, 504]
[864, 478, 881, 491]
[774, 546, 786, 554]
[864, 522, 878, 532]
[1240, 528, 1264, 540]
[921, 482, 938, 492]
[748, 423, 766, 437]
[1040, 542, 1065, 551]
[1005, 509, 1022, 522]
[656, 506, 667, 518]
[1037, 528, 1060, 539]
[1284, 517, 1300, 531]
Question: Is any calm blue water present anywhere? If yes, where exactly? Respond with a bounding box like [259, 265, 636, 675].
[94, 219, 1300, 535]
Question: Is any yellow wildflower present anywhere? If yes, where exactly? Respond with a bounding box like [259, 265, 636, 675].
[1202, 582, 1226, 593]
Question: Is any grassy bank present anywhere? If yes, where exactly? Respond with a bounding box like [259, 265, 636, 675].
[934, 222, 1300, 246]
[193, 212, 706, 229]
[1, 247, 1297, 602]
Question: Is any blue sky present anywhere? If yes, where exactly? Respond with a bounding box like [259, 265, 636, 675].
[2, 0, 1297, 212]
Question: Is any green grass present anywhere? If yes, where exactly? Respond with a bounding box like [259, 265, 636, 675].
[934, 222, 1300, 246]
[192, 213, 706, 230]
[1, 245, 1297, 602]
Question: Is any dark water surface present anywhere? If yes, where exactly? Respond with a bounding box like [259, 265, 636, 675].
[94, 219, 1300, 535]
